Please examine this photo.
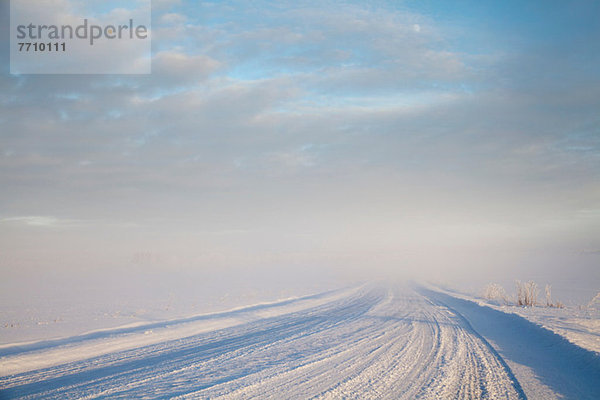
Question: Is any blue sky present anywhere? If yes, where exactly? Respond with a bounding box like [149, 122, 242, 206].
[0, 0, 599, 291]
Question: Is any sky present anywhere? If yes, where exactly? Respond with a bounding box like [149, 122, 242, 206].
[0, 0, 599, 305]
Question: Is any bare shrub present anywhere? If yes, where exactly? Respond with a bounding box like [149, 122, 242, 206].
[545, 284, 553, 307]
[515, 280, 538, 306]
[525, 281, 539, 306]
[555, 300, 564, 309]
[515, 280, 525, 306]
[483, 283, 509, 304]
[589, 292, 600, 309]
[544, 284, 565, 308]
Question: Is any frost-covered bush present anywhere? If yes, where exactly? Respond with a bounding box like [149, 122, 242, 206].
[515, 280, 538, 306]
[544, 285, 564, 308]
[482, 283, 509, 305]
[485, 280, 564, 308]
[588, 292, 600, 309]
[545, 284, 553, 307]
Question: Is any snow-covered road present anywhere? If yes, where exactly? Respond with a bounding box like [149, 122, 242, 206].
[1, 284, 598, 399]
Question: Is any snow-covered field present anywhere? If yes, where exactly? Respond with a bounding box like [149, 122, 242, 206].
[432, 285, 600, 355]
[1, 283, 599, 399]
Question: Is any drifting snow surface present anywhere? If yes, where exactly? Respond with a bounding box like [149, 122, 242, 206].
[433, 285, 600, 355]
[1, 283, 599, 399]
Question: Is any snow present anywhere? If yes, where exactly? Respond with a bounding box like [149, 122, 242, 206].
[420, 285, 600, 399]
[1, 283, 599, 399]
[432, 284, 600, 355]
[0, 266, 342, 346]
[0, 287, 358, 376]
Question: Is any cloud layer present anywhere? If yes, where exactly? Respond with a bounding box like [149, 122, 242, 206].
[1, 0, 599, 286]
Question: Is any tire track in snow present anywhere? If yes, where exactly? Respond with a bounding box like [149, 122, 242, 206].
[417, 287, 527, 400]
[1, 284, 525, 399]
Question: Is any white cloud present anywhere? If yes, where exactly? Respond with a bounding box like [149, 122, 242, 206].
[268, 149, 316, 169]
[151, 51, 221, 86]
[152, 0, 181, 10]
[159, 13, 187, 25]
[1, 216, 62, 227]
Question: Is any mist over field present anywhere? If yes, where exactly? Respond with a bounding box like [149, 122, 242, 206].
[1, 0, 599, 351]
